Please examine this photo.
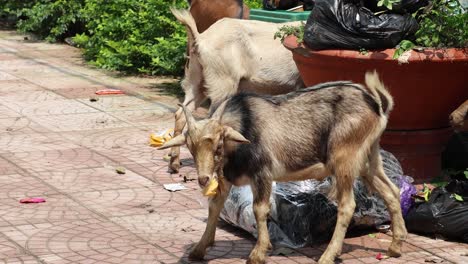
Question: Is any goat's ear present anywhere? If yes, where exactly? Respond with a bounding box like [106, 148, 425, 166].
[157, 134, 186, 150]
[223, 126, 250, 144]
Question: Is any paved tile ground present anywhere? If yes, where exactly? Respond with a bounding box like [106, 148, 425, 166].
[0, 30, 467, 264]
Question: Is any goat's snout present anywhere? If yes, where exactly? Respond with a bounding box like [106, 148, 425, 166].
[198, 176, 210, 187]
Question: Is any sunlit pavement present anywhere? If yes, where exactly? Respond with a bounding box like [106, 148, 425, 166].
[0, 30, 466, 264]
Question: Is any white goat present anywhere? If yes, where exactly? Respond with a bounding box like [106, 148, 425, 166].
[168, 8, 304, 172]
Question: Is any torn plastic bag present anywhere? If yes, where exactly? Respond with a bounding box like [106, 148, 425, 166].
[405, 180, 468, 242]
[220, 150, 414, 248]
[303, 0, 419, 50]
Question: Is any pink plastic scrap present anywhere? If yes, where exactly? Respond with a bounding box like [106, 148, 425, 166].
[20, 197, 46, 204]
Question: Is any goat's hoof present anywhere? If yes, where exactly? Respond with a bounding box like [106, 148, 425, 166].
[168, 160, 180, 173]
[188, 248, 205, 261]
[387, 237, 403, 258]
[387, 245, 402, 258]
[247, 250, 266, 264]
[317, 256, 335, 264]
[246, 258, 265, 264]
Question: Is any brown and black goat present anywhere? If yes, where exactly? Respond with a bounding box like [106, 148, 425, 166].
[159, 71, 407, 264]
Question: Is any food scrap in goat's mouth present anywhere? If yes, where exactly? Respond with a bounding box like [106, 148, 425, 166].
[202, 178, 219, 197]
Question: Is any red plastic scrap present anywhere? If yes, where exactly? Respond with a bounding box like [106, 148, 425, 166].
[95, 89, 124, 95]
[376, 253, 389, 260]
[20, 197, 46, 203]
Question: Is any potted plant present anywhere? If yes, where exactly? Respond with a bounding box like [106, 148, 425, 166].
[278, 0, 468, 182]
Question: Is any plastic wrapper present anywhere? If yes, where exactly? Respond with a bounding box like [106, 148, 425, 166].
[220, 150, 414, 248]
[303, 0, 419, 50]
[400, 175, 417, 216]
[405, 180, 468, 242]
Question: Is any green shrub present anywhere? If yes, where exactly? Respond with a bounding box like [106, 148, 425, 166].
[74, 0, 187, 75]
[394, 0, 467, 58]
[244, 0, 263, 9]
[1, 0, 263, 76]
[16, 0, 86, 42]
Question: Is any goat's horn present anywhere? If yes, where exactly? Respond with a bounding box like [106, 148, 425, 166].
[180, 103, 196, 131]
[211, 100, 229, 121]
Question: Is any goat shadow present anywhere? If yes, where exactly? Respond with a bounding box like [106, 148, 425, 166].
[176, 222, 388, 263]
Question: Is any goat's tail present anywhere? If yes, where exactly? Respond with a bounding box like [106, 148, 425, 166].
[365, 70, 394, 116]
[170, 8, 199, 46]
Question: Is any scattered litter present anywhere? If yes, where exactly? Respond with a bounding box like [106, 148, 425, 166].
[406, 180, 468, 242]
[149, 129, 174, 147]
[424, 257, 445, 263]
[220, 150, 410, 248]
[397, 50, 412, 64]
[376, 224, 391, 233]
[181, 227, 195, 232]
[271, 247, 294, 256]
[20, 197, 46, 204]
[115, 166, 126, 174]
[183, 175, 195, 183]
[6, 127, 13, 132]
[147, 209, 155, 213]
[378, 238, 392, 243]
[461, 252, 468, 257]
[376, 253, 389, 260]
[400, 175, 417, 216]
[163, 153, 171, 162]
[368, 233, 377, 238]
[95, 89, 124, 95]
[202, 178, 219, 197]
[163, 183, 187, 192]
[89, 97, 99, 102]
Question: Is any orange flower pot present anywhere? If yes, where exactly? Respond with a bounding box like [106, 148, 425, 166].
[284, 35, 468, 181]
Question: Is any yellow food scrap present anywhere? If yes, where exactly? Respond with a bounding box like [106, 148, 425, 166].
[202, 178, 219, 197]
[149, 129, 174, 147]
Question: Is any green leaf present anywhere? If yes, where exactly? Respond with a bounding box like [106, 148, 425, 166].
[464, 170, 468, 179]
[422, 184, 431, 202]
[452, 194, 464, 202]
[393, 40, 415, 59]
[368, 233, 377, 238]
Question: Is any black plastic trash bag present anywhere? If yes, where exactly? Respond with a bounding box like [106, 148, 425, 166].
[303, 0, 419, 50]
[405, 180, 468, 242]
[263, 0, 299, 10]
[220, 150, 414, 248]
[263, 0, 314, 11]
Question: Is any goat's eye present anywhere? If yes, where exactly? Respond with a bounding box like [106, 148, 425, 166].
[214, 140, 223, 156]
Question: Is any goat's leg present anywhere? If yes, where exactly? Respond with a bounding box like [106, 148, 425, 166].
[169, 97, 195, 172]
[366, 145, 407, 257]
[319, 168, 356, 264]
[189, 180, 232, 260]
[248, 178, 272, 264]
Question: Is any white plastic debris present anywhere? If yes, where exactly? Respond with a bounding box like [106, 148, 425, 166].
[163, 183, 187, 192]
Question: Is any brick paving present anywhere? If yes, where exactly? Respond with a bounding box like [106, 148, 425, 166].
[0, 30, 467, 264]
